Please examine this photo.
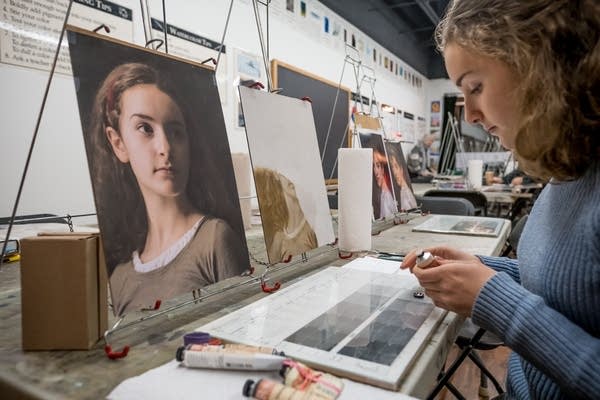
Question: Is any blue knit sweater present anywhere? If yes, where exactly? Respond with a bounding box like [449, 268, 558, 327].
[474, 161, 600, 400]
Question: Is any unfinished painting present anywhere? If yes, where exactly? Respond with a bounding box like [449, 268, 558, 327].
[239, 86, 335, 264]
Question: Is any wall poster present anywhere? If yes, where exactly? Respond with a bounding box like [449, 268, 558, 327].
[0, 0, 133, 74]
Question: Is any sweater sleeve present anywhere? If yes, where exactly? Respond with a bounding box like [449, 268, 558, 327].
[472, 273, 600, 399]
[477, 255, 520, 283]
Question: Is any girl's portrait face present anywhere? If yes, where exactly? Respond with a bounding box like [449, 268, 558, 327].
[373, 151, 388, 188]
[107, 84, 190, 198]
[444, 43, 519, 150]
[390, 156, 405, 186]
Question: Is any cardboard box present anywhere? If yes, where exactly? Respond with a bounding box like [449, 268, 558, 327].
[20, 233, 108, 350]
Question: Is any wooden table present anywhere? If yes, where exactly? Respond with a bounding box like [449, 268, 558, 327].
[0, 215, 510, 399]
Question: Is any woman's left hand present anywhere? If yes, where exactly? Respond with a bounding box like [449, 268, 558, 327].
[413, 259, 496, 317]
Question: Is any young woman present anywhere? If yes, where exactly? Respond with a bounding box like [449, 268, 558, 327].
[253, 167, 317, 263]
[87, 63, 249, 315]
[402, 1, 599, 398]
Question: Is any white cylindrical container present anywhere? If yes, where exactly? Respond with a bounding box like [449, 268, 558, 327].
[468, 159, 484, 189]
[338, 148, 372, 252]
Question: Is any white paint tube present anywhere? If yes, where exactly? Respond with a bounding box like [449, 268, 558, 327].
[176, 346, 287, 371]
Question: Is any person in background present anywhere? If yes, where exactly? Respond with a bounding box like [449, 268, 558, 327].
[493, 168, 534, 186]
[402, 1, 599, 399]
[88, 63, 249, 315]
[407, 133, 437, 178]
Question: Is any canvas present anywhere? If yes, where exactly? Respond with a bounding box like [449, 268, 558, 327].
[239, 86, 335, 264]
[67, 27, 250, 316]
[384, 142, 418, 211]
[412, 215, 506, 237]
[200, 266, 446, 391]
[358, 131, 398, 220]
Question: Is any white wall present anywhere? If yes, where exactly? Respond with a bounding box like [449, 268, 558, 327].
[0, 0, 431, 219]
[425, 77, 459, 125]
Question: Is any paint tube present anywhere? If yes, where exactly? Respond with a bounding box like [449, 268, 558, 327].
[280, 360, 344, 400]
[176, 346, 286, 371]
[243, 378, 314, 400]
[187, 343, 281, 355]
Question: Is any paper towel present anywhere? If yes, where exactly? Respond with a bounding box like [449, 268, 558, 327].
[338, 148, 372, 252]
[468, 159, 483, 189]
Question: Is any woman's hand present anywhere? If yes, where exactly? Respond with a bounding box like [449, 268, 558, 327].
[401, 246, 494, 316]
[401, 246, 479, 272]
[413, 259, 496, 317]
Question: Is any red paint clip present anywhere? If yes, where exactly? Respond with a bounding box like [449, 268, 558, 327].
[301, 96, 312, 103]
[142, 299, 161, 311]
[261, 280, 281, 293]
[200, 57, 217, 66]
[393, 217, 407, 225]
[338, 251, 353, 259]
[282, 254, 292, 263]
[250, 81, 265, 90]
[104, 344, 130, 360]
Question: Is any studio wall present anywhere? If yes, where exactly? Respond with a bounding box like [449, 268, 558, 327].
[0, 0, 443, 219]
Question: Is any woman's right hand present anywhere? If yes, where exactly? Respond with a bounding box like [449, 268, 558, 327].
[401, 246, 479, 272]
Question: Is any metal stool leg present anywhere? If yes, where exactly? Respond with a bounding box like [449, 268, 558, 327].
[427, 328, 486, 400]
[468, 350, 505, 395]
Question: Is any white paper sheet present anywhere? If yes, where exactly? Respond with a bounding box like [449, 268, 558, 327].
[108, 360, 418, 400]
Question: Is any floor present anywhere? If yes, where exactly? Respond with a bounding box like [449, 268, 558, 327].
[438, 344, 511, 400]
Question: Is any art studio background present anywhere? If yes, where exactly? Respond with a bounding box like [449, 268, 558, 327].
[0, 0, 458, 222]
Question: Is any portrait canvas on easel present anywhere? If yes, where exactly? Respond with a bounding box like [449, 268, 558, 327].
[358, 131, 398, 220]
[384, 141, 417, 211]
[238, 86, 335, 264]
[67, 27, 250, 316]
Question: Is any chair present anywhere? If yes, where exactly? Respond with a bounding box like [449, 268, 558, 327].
[501, 214, 529, 258]
[419, 197, 505, 399]
[428, 321, 505, 400]
[423, 189, 488, 216]
[416, 196, 475, 216]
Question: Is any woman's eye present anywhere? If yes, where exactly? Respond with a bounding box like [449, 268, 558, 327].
[470, 83, 482, 94]
[137, 122, 154, 136]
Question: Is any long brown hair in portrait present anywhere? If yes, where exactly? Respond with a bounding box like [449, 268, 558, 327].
[436, 0, 600, 181]
[87, 63, 242, 275]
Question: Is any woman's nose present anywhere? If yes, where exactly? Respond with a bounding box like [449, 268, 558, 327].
[155, 129, 170, 156]
[464, 98, 483, 126]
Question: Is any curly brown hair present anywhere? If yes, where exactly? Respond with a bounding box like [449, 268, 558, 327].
[436, 0, 600, 181]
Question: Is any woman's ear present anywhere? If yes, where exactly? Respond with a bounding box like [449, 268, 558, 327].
[106, 127, 129, 163]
